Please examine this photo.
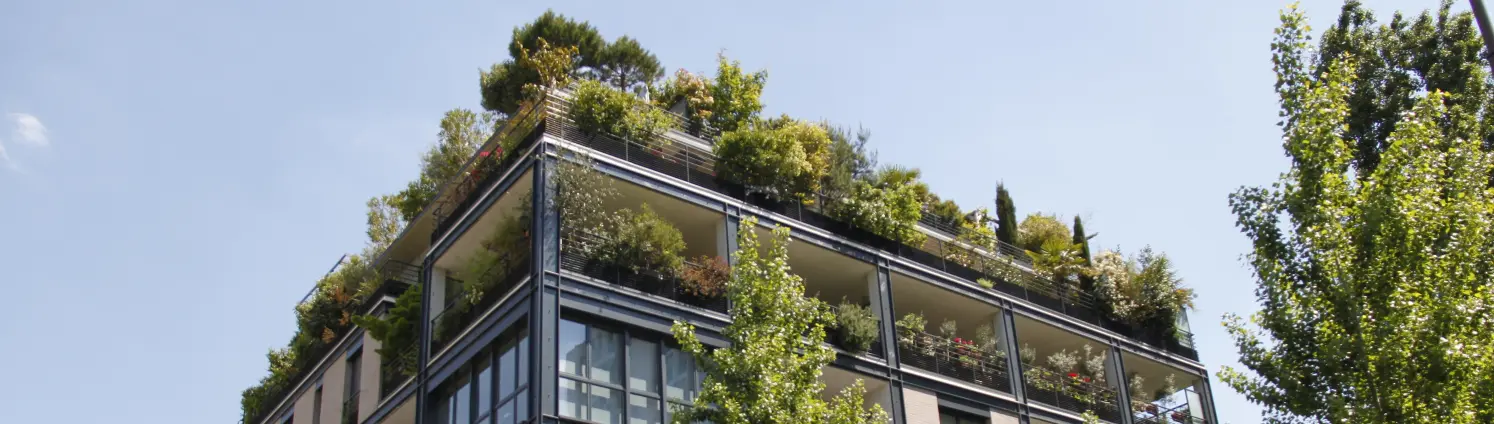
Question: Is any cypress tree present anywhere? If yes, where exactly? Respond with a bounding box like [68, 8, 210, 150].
[995, 183, 1018, 245]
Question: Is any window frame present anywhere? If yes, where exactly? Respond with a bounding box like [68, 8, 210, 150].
[557, 317, 703, 424]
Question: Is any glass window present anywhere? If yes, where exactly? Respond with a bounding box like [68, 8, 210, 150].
[629, 339, 660, 393]
[500, 343, 517, 398]
[559, 378, 583, 420]
[477, 357, 493, 414]
[515, 389, 528, 423]
[588, 384, 623, 424]
[590, 327, 622, 384]
[518, 336, 530, 387]
[629, 395, 662, 424]
[560, 320, 587, 376]
[453, 382, 471, 424]
[665, 348, 698, 402]
[498, 401, 515, 424]
[938, 409, 986, 424]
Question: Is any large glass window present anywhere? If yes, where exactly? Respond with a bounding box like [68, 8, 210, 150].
[559, 318, 703, 424]
[431, 326, 532, 424]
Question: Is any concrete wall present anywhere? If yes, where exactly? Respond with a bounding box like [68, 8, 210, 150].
[320, 356, 347, 424]
[989, 410, 1019, 424]
[292, 380, 317, 424]
[359, 332, 384, 422]
[902, 386, 941, 424]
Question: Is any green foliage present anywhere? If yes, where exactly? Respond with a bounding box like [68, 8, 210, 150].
[552, 151, 620, 242]
[568, 79, 673, 144]
[976, 278, 994, 289]
[994, 183, 1018, 245]
[714, 118, 831, 204]
[482, 11, 601, 115]
[1027, 238, 1087, 286]
[833, 300, 879, 353]
[895, 312, 927, 345]
[1312, 0, 1494, 175]
[974, 324, 1001, 357]
[597, 204, 686, 274]
[672, 218, 889, 424]
[827, 166, 928, 245]
[1072, 216, 1094, 290]
[1016, 212, 1070, 253]
[708, 54, 767, 133]
[680, 255, 730, 298]
[650, 69, 715, 132]
[593, 35, 663, 95]
[350, 287, 421, 375]
[508, 10, 606, 69]
[924, 194, 963, 226]
[461, 208, 532, 305]
[366, 194, 405, 252]
[394, 108, 498, 222]
[822, 123, 877, 198]
[1220, 5, 1494, 422]
[1089, 248, 1194, 328]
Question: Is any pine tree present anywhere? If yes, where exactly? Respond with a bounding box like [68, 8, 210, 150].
[994, 183, 1018, 245]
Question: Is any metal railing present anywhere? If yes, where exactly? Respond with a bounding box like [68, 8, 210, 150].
[559, 230, 730, 314]
[1021, 365, 1121, 422]
[897, 330, 1012, 393]
[1133, 402, 1208, 424]
[431, 252, 533, 354]
[379, 347, 416, 400]
[431, 92, 549, 239]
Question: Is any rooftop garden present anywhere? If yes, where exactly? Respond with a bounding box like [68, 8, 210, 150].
[241, 9, 1199, 424]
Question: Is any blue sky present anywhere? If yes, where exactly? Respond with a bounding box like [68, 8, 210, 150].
[0, 0, 1457, 422]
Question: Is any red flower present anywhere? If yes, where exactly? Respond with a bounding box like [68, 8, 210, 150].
[1067, 373, 1079, 379]
[954, 338, 964, 343]
[1083, 377, 1092, 383]
[479, 151, 490, 157]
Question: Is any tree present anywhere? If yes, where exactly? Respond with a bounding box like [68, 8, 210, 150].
[395, 109, 498, 222]
[367, 194, 404, 252]
[995, 183, 1018, 245]
[1073, 216, 1095, 291]
[1311, 0, 1493, 175]
[823, 123, 876, 199]
[481, 11, 606, 115]
[350, 287, 421, 374]
[714, 118, 831, 204]
[709, 54, 768, 133]
[1016, 212, 1070, 253]
[594, 36, 663, 95]
[672, 218, 890, 424]
[1220, 5, 1494, 423]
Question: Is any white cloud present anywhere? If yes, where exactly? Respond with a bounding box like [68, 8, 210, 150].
[9, 113, 48, 146]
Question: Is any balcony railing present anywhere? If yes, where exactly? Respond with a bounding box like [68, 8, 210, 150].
[431, 253, 533, 354]
[342, 392, 360, 424]
[431, 92, 548, 240]
[896, 330, 1011, 394]
[824, 304, 885, 360]
[379, 346, 416, 400]
[1133, 402, 1208, 424]
[1021, 365, 1121, 422]
[559, 230, 730, 314]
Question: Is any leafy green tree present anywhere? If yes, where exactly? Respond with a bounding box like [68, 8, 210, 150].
[1016, 212, 1070, 253]
[714, 118, 831, 204]
[823, 123, 877, 199]
[367, 194, 405, 251]
[394, 108, 498, 222]
[828, 166, 928, 245]
[597, 204, 687, 274]
[672, 219, 890, 424]
[1311, 0, 1493, 175]
[350, 287, 421, 374]
[995, 183, 1018, 245]
[481, 11, 603, 115]
[594, 36, 663, 95]
[568, 79, 673, 143]
[708, 54, 768, 133]
[1220, 5, 1494, 423]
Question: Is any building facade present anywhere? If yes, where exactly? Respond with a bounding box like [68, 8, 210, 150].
[251, 89, 1219, 424]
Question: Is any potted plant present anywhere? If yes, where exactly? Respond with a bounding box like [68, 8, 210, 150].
[680, 255, 729, 301]
[833, 300, 879, 354]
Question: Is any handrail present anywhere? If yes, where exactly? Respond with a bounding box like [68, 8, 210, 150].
[896, 328, 1011, 393]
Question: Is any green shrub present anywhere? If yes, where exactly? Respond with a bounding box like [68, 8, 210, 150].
[598, 204, 686, 274]
[350, 287, 421, 375]
[707, 54, 766, 132]
[835, 300, 879, 353]
[714, 118, 830, 204]
[1017, 212, 1071, 253]
[827, 173, 926, 245]
[462, 209, 532, 305]
[569, 79, 673, 144]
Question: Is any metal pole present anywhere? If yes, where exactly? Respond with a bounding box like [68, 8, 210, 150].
[1472, 0, 1494, 74]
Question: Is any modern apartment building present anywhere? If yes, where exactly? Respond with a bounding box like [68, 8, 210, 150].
[248, 88, 1219, 424]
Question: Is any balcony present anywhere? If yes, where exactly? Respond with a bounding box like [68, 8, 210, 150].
[431, 255, 531, 353]
[1122, 351, 1209, 424]
[379, 346, 416, 400]
[824, 304, 885, 360]
[342, 392, 360, 424]
[1013, 315, 1122, 421]
[560, 230, 729, 314]
[896, 329, 1010, 393]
